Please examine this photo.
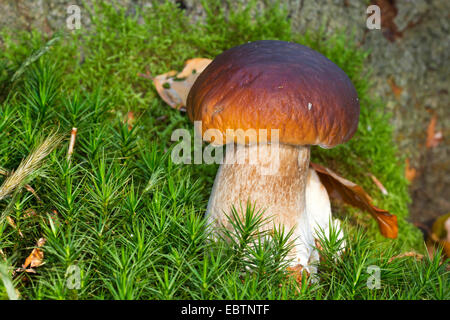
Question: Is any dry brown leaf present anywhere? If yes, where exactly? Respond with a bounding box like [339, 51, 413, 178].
[152, 58, 212, 110]
[310, 162, 398, 239]
[21, 238, 46, 271]
[23, 249, 44, 269]
[126, 111, 135, 130]
[24, 208, 37, 218]
[405, 158, 417, 182]
[6, 216, 23, 237]
[176, 58, 211, 78]
[427, 236, 450, 260]
[426, 113, 443, 149]
[6, 215, 17, 229]
[427, 213, 450, 259]
[387, 77, 403, 98]
[431, 213, 450, 239]
[440, 240, 450, 258]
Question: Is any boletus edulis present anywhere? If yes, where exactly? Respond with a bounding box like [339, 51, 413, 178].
[186, 40, 360, 273]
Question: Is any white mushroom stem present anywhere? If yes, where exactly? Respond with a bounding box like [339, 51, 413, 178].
[305, 168, 345, 255]
[206, 143, 345, 273]
[206, 143, 314, 267]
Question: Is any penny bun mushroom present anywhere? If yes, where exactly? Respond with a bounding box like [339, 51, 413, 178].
[187, 40, 359, 271]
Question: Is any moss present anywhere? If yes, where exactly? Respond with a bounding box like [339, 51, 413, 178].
[0, 0, 422, 252]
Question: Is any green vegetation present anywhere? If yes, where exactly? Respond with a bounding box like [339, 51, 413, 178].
[0, 0, 447, 299]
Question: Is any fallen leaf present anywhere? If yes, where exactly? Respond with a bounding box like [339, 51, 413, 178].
[427, 213, 450, 259]
[126, 111, 135, 130]
[431, 213, 450, 240]
[310, 162, 398, 239]
[415, 214, 450, 260]
[387, 77, 403, 98]
[441, 240, 450, 258]
[21, 238, 46, 271]
[426, 113, 443, 148]
[6, 216, 23, 237]
[24, 208, 37, 218]
[427, 235, 450, 260]
[151, 58, 212, 110]
[405, 158, 417, 182]
[6, 215, 17, 229]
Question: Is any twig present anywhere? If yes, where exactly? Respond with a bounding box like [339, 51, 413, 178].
[369, 173, 388, 195]
[67, 127, 78, 161]
[388, 251, 424, 263]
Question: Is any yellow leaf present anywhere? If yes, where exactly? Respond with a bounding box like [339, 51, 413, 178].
[152, 58, 212, 110]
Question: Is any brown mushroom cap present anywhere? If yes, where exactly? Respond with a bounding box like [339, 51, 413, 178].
[187, 40, 360, 148]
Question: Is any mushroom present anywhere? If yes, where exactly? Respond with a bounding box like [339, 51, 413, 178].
[186, 40, 359, 272]
[305, 168, 346, 258]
